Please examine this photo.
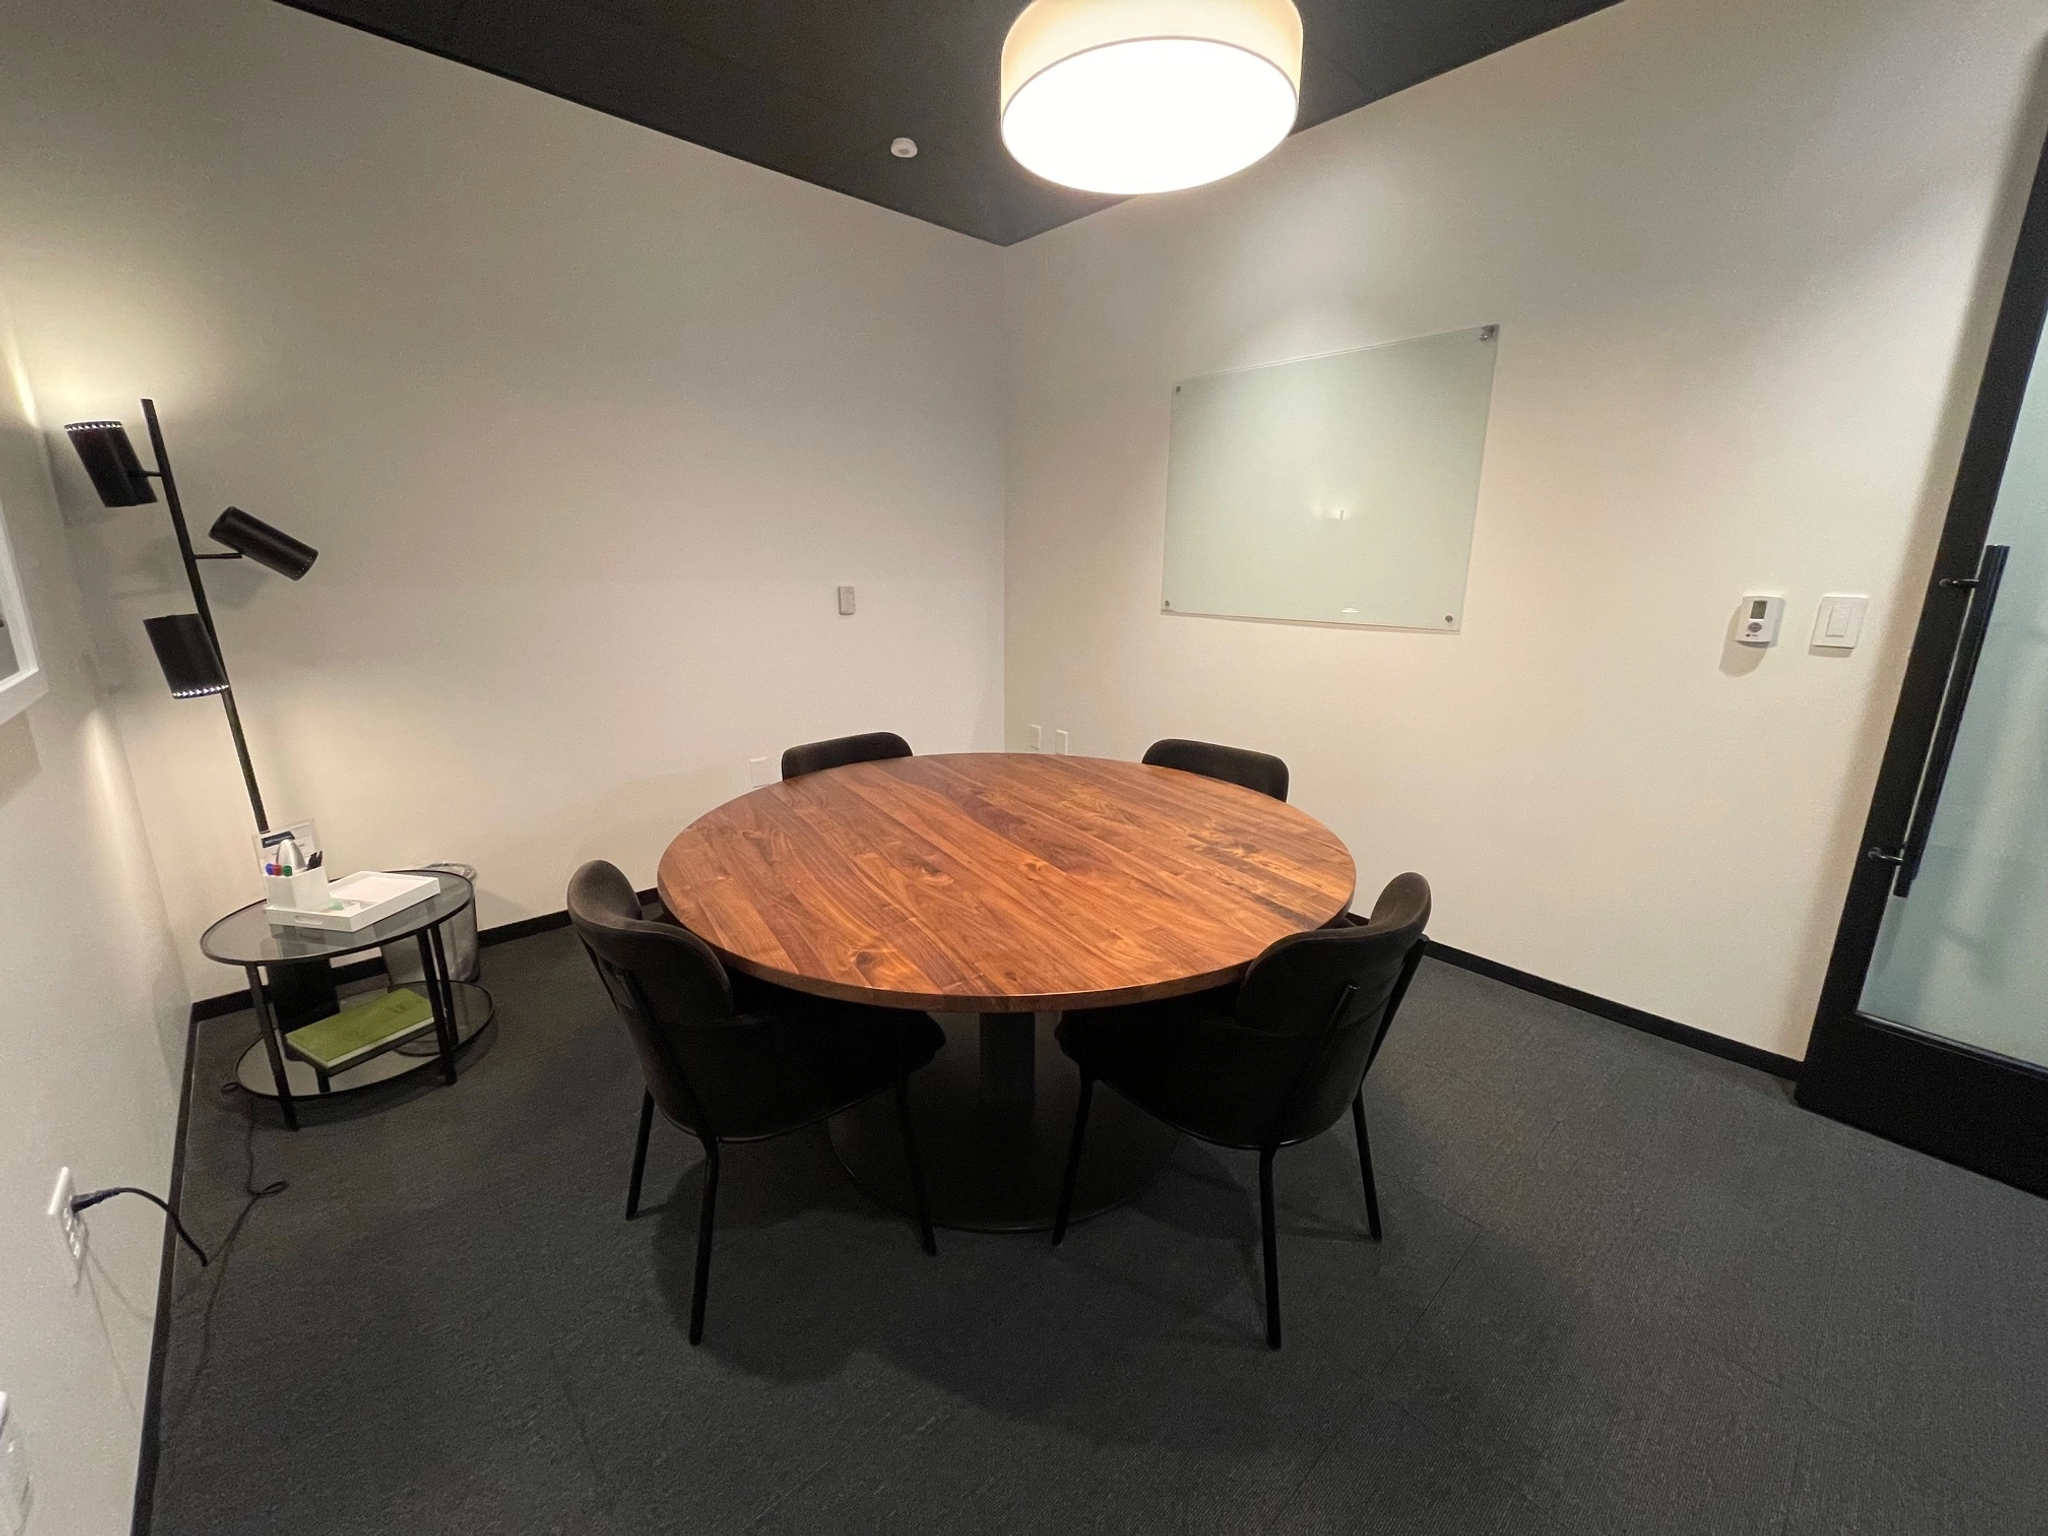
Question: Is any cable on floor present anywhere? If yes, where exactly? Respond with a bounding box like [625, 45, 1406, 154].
[68, 1186, 212, 1266]
[160, 1080, 293, 1434]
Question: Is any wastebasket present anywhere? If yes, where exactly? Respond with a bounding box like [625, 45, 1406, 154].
[383, 862, 481, 984]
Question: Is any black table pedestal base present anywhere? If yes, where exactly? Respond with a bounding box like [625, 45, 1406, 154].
[830, 1012, 1177, 1234]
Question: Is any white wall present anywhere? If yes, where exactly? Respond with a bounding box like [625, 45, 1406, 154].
[11, 0, 2039, 1525]
[0, 293, 187, 1534]
[0, 0, 1007, 999]
[1, 0, 2036, 1067]
[1002, 0, 2048, 1059]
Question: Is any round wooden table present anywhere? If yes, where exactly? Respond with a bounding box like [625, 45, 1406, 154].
[658, 753, 1356, 1230]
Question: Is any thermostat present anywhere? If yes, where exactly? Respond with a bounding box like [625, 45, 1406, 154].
[1737, 595, 1784, 647]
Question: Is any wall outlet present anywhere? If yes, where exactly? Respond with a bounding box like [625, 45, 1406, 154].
[747, 755, 772, 788]
[47, 1168, 84, 1287]
[1054, 729, 1070, 755]
[1028, 724, 1043, 751]
[836, 585, 856, 616]
[0, 1392, 32, 1536]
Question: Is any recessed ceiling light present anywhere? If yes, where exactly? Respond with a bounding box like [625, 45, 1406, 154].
[1000, 0, 1302, 195]
[890, 137, 919, 158]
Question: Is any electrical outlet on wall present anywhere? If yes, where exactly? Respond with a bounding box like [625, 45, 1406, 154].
[0, 1392, 32, 1536]
[47, 1168, 84, 1287]
[1054, 730, 1070, 755]
[748, 756, 772, 788]
[1028, 725, 1043, 751]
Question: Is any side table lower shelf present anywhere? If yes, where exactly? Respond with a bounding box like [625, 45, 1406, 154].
[236, 981, 495, 1100]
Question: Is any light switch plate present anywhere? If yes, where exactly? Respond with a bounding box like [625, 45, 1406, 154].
[836, 585, 856, 616]
[1812, 593, 1868, 650]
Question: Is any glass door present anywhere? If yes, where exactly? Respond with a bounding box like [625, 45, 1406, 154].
[1800, 124, 2048, 1193]
[1859, 341, 2045, 1066]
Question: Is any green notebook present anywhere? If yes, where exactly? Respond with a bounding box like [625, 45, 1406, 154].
[286, 989, 434, 1070]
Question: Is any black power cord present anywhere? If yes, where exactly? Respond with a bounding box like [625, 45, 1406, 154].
[69, 1186, 213, 1266]
[68, 1076, 293, 1273]
[161, 1080, 291, 1435]
[219, 1077, 291, 1216]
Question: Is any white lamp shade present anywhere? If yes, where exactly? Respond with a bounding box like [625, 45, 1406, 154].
[1001, 0, 1303, 195]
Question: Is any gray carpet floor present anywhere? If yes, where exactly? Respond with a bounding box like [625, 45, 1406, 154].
[152, 927, 2048, 1534]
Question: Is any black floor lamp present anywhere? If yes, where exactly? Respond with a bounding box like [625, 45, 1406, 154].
[65, 399, 318, 836]
[67, 401, 336, 1028]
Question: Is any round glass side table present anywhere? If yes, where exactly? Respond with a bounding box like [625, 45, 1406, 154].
[199, 869, 494, 1129]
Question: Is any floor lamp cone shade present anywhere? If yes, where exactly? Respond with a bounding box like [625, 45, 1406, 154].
[64, 420, 158, 507]
[1000, 0, 1302, 195]
[144, 614, 230, 698]
[211, 506, 319, 580]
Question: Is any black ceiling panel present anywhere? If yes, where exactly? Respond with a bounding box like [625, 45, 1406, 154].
[276, 0, 1621, 245]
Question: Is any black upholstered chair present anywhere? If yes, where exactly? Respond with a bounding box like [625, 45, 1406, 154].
[1052, 873, 1431, 1348]
[568, 860, 943, 1344]
[1141, 737, 1289, 801]
[781, 731, 912, 780]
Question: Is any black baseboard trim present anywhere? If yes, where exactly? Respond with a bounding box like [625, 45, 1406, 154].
[131, 1004, 199, 1535]
[185, 890, 657, 1024]
[1427, 942, 1803, 1082]
[475, 909, 572, 947]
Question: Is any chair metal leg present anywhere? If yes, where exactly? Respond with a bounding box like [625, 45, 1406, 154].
[688, 1136, 720, 1346]
[1352, 1090, 1382, 1241]
[895, 1074, 938, 1256]
[625, 1090, 655, 1220]
[1051, 1073, 1095, 1246]
[1259, 1148, 1281, 1350]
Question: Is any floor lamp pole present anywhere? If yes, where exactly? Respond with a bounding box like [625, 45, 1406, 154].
[139, 397, 270, 834]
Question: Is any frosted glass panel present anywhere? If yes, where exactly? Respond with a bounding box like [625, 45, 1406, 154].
[1162, 326, 1498, 631]
[1860, 323, 2048, 1069]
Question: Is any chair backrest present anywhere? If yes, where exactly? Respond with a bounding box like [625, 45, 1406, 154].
[567, 859, 735, 1134]
[1236, 872, 1431, 1145]
[781, 731, 913, 780]
[1142, 737, 1290, 801]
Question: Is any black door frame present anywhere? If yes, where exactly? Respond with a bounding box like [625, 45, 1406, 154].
[1797, 121, 2048, 1195]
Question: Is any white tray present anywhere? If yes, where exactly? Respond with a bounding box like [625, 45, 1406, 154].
[266, 871, 442, 932]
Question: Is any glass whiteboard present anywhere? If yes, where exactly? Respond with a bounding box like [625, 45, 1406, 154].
[1162, 326, 1498, 631]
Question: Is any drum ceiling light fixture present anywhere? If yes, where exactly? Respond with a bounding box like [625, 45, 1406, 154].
[1000, 0, 1303, 196]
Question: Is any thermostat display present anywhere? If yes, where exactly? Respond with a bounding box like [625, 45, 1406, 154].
[1738, 595, 1785, 647]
